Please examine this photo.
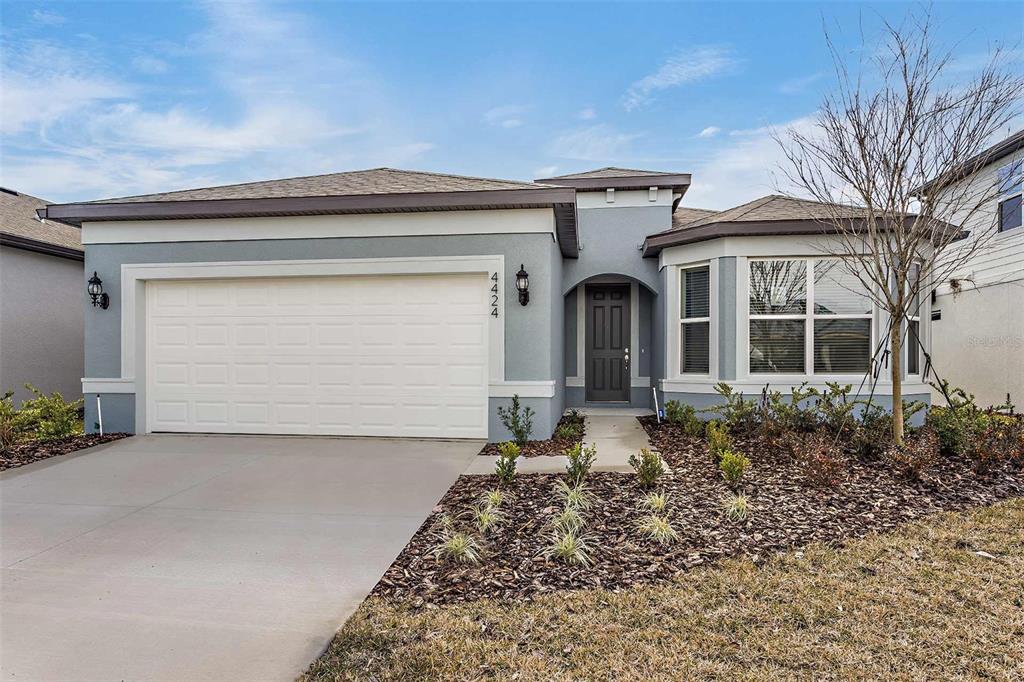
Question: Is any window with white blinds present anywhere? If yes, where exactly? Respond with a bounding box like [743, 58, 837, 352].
[907, 263, 921, 375]
[680, 265, 710, 374]
[749, 258, 874, 375]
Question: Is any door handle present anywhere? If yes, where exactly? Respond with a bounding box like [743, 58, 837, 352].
[624, 346, 630, 368]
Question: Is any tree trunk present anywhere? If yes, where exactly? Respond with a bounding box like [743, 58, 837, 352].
[889, 321, 904, 446]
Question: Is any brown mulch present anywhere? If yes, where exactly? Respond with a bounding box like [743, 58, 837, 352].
[477, 412, 585, 457]
[373, 418, 1024, 605]
[1, 433, 131, 471]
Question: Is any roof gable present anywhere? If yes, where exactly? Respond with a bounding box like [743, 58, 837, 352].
[0, 188, 82, 258]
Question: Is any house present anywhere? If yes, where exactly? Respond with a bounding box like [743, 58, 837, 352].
[922, 129, 1024, 407]
[37, 167, 933, 441]
[0, 188, 85, 404]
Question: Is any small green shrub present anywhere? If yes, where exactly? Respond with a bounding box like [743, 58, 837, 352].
[494, 441, 520, 484]
[811, 382, 857, 437]
[706, 421, 731, 463]
[497, 394, 534, 447]
[718, 449, 749, 489]
[628, 448, 665, 488]
[564, 441, 597, 484]
[759, 383, 818, 441]
[722, 493, 750, 522]
[543, 528, 594, 566]
[551, 507, 585, 534]
[706, 383, 760, 433]
[665, 400, 703, 436]
[553, 479, 593, 510]
[636, 514, 679, 545]
[641, 491, 668, 513]
[20, 385, 83, 441]
[0, 392, 32, 453]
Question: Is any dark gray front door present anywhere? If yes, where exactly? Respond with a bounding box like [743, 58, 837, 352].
[585, 284, 630, 402]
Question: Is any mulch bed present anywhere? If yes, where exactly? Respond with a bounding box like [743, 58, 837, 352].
[476, 412, 585, 457]
[1, 433, 131, 471]
[374, 417, 1023, 605]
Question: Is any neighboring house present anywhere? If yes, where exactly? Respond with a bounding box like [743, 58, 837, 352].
[922, 130, 1024, 407]
[38, 167, 933, 441]
[0, 188, 85, 404]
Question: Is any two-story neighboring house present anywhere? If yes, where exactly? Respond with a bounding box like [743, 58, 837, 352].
[923, 130, 1024, 407]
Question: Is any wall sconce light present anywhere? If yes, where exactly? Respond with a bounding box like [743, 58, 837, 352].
[87, 272, 109, 309]
[515, 264, 530, 306]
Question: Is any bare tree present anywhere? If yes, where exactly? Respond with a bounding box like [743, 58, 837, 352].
[774, 12, 1022, 444]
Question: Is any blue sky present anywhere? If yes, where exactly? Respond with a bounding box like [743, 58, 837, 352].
[1, 1, 1020, 208]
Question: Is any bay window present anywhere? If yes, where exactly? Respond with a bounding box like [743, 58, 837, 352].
[680, 265, 710, 374]
[749, 258, 873, 375]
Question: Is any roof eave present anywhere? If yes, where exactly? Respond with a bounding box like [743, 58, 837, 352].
[917, 129, 1024, 195]
[0, 232, 84, 261]
[536, 173, 691, 194]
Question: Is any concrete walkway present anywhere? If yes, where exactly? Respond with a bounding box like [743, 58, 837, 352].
[0, 434, 479, 681]
[465, 408, 654, 475]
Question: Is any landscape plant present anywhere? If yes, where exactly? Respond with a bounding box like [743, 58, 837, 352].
[628, 448, 665, 488]
[564, 441, 597, 484]
[885, 428, 940, 480]
[542, 528, 594, 566]
[705, 421, 731, 463]
[497, 394, 534, 447]
[553, 479, 593, 510]
[641, 491, 667, 513]
[551, 507, 585, 534]
[793, 432, 847, 487]
[470, 503, 504, 535]
[636, 514, 679, 546]
[664, 400, 702, 436]
[718, 449, 749, 489]
[431, 517, 482, 565]
[19, 385, 83, 441]
[722, 493, 750, 522]
[494, 441, 520, 485]
[707, 383, 760, 433]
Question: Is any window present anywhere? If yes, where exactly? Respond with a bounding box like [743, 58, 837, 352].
[749, 259, 873, 375]
[998, 159, 1023, 232]
[906, 263, 922, 375]
[680, 265, 710, 374]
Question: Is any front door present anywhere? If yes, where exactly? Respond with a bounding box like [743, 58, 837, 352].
[585, 284, 630, 402]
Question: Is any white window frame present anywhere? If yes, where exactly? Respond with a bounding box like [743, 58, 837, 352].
[997, 159, 1023, 233]
[668, 261, 717, 380]
[905, 262, 924, 377]
[747, 257, 875, 378]
[679, 263, 712, 376]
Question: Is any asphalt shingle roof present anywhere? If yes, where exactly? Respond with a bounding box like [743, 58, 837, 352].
[0, 188, 82, 252]
[89, 168, 558, 204]
[543, 167, 678, 180]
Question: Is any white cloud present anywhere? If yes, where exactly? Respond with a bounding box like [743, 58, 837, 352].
[132, 54, 169, 75]
[682, 116, 817, 209]
[31, 9, 66, 25]
[624, 46, 739, 111]
[577, 107, 597, 120]
[549, 124, 644, 161]
[698, 126, 721, 138]
[483, 105, 526, 129]
[534, 165, 558, 178]
[779, 72, 824, 94]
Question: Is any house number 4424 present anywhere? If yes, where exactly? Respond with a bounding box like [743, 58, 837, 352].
[490, 272, 499, 317]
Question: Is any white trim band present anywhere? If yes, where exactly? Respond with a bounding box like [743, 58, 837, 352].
[82, 377, 136, 394]
[489, 381, 556, 398]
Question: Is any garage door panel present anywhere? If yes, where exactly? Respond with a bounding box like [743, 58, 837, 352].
[147, 273, 488, 438]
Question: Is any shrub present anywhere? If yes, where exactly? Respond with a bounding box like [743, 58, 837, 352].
[885, 428, 939, 480]
[811, 382, 857, 437]
[665, 400, 703, 436]
[20, 385, 83, 441]
[0, 392, 33, 453]
[718, 449, 749, 489]
[628, 448, 665, 488]
[852, 405, 893, 460]
[641, 491, 667, 513]
[636, 514, 679, 545]
[706, 421, 731, 463]
[553, 479, 594, 510]
[494, 441, 520, 484]
[497, 394, 534, 446]
[706, 383, 760, 433]
[760, 383, 818, 442]
[966, 413, 1024, 473]
[793, 432, 846, 487]
[432, 517, 482, 564]
[564, 441, 597, 484]
[543, 528, 594, 566]
[551, 507, 585, 534]
[722, 493, 750, 522]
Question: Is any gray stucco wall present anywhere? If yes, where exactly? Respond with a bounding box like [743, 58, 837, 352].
[561, 205, 667, 294]
[0, 246, 84, 404]
[658, 391, 931, 424]
[84, 233, 564, 440]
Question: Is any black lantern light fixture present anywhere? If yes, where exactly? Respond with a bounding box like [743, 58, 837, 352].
[87, 271, 109, 309]
[515, 264, 530, 306]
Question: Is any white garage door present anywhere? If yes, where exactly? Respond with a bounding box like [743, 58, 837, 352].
[145, 273, 489, 438]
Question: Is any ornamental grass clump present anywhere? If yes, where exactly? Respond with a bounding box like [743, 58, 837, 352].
[628, 448, 665, 488]
[431, 516, 482, 565]
[564, 441, 597, 484]
[494, 441, 520, 485]
[543, 528, 594, 566]
[641, 491, 668, 513]
[722, 493, 750, 522]
[636, 514, 679, 546]
[470, 503, 505, 535]
[481, 489, 504, 509]
[551, 506, 585, 534]
[718, 449, 749, 489]
[553, 479, 594, 510]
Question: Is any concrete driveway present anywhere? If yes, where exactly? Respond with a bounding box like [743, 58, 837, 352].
[0, 434, 479, 681]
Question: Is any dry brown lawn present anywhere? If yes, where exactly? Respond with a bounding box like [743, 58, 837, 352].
[305, 499, 1024, 681]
